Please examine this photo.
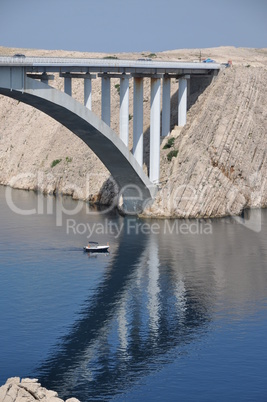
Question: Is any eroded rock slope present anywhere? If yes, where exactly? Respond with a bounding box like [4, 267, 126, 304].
[144, 65, 267, 217]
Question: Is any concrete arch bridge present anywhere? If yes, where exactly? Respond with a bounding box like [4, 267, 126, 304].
[0, 56, 221, 212]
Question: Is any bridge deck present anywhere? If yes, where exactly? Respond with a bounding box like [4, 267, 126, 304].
[0, 56, 222, 75]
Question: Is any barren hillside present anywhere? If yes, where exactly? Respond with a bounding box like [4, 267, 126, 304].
[0, 46, 266, 217]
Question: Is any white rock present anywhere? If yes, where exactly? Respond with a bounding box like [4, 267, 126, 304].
[0, 378, 81, 402]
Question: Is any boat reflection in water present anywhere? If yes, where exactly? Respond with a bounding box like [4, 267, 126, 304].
[37, 220, 215, 401]
[37, 214, 267, 401]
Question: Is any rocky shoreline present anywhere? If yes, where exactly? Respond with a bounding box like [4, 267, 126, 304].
[0, 378, 80, 402]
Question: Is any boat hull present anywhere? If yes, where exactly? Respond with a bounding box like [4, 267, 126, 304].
[83, 246, 109, 253]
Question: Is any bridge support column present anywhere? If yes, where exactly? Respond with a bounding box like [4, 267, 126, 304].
[178, 75, 190, 126]
[101, 74, 111, 126]
[150, 77, 161, 184]
[84, 77, 92, 110]
[40, 73, 49, 85]
[162, 75, 171, 137]
[64, 75, 72, 96]
[133, 77, 143, 167]
[120, 75, 130, 147]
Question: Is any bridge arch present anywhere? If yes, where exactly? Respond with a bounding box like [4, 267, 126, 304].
[0, 69, 156, 210]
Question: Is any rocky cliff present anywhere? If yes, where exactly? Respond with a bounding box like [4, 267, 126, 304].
[0, 46, 266, 218]
[144, 63, 267, 218]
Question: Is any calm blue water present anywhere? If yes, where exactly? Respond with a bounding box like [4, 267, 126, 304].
[0, 186, 267, 401]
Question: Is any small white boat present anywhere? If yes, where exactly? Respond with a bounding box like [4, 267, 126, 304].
[83, 241, 109, 253]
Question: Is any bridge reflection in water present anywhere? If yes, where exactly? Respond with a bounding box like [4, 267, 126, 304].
[37, 222, 213, 401]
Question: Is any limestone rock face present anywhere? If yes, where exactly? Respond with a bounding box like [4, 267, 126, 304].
[0, 377, 80, 402]
[143, 65, 267, 218]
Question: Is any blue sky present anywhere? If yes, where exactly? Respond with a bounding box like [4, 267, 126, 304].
[0, 0, 266, 53]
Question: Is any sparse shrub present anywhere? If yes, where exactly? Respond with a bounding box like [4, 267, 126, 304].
[104, 55, 118, 59]
[167, 150, 178, 161]
[163, 137, 175, 149]
[66, 156, 72, 163]
[114, 84, 120, 95]
[51, 159, 62, 168]
[129, 114, 133, 121]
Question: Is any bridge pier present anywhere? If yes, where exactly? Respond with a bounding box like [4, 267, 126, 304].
[150, 77, 161, 184]
[162, 75, 171, 137]
[84, 78, 92, 109]
[120, 74, 130, 147]
[84, 74, 97, 110]
[133, 77, 144, 168]
[60, 73, 96, 110]
[40, 73, 50, 85]
[101, 73, 111, 126]
[178, 75, 190, 126]
[64, 74, 72, 96]
[58, 70, 190, 175]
